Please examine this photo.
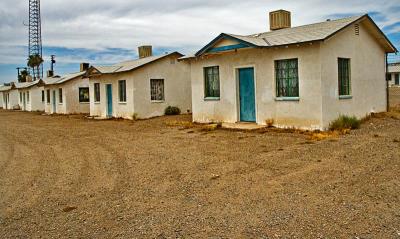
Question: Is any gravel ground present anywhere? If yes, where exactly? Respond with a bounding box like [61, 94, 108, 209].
[0, 109, 399, 238]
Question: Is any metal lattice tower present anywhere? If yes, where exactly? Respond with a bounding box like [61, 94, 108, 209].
[28, 0, 43, 79]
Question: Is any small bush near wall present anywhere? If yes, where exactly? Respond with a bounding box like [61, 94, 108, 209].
[329, 115, 361, 131]
[165, 106, 181, 116]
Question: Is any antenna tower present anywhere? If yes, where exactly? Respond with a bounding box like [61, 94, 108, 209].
[28, 0, 43, 79]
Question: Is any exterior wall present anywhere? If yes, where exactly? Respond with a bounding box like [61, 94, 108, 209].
[89, 55, 191, 119]
[5, 90, 19, 110]
[190, 45, 323, 130]
[320, 22, 387, 128]
[44, 78, 90, 114]
[18, 86, 44, 112]
[0, 92, 3, 109]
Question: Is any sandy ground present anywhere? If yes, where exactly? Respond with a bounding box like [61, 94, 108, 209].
[0, 109, 399, 238]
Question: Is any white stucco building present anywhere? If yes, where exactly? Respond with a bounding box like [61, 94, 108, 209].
[87, 47, 191, 119]
[0, 83, 19, 110]
[14, 81, 45, 112]
[43, 70, 90, 115]
[388, 63, 400, 87]
[182, 11, 397, 130]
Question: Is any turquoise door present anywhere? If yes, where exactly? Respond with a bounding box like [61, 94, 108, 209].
[106, 84, 113, 117]
[52, 90, 56, 113]
[239, 68, 256, 122]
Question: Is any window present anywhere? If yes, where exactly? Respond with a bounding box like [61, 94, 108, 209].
[94, 83, 100, 102]
[118, 80, 126, 102]
[41, 90, 45, 102]
[150, 79, 165, 101]
[338, 58, 351, 96]
[395, 73, 400, 85]
[59, 88, 63, 104]
[20, 92, 23, 102]
[46, 90, 50, 104]
[204, 66, 220, 98]
[79, 87, 89, 103]
[27, 92, 30, 103]
[275, 59, 299, 98]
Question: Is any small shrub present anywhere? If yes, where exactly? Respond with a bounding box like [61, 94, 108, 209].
[329, 115, 361, 131]
[165, 106, 181, 115]
[132, 113, 138, 121]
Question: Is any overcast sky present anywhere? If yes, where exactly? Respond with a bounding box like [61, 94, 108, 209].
[0, 0, 399, 83]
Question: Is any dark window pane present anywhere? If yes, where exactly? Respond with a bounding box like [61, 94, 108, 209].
[275, 59, 299, 97]
[151, 79, 165, 101]
[204, 66, 220, 98]
[79, 88, 90, 103]
[94, 83, 100, 102]
[118, 80, 126, 102]
[338, 58, 351, 96]
[59, 88, 63, 103]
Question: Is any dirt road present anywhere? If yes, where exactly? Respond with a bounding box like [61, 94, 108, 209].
[0, 110, 399, 238]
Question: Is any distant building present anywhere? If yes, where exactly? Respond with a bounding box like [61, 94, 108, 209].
[0, 83, 19, 110]
[388, 63, 400, 87]
[86, 46, 191, 119]
[182, 11, 397, 130]
[14, 81, 45, 111]
[42, 65, 90, 115]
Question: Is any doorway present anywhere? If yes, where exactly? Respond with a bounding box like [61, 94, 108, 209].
[238, 67, 256, 122]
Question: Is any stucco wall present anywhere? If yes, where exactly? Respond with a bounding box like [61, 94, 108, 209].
[4, 90, 19, 110]
[190, 45, 323, 130]
[0, 92, 3, 109]
[18, 86, 44, 112]
[89, 55, 191, 119]
[320, 22, 387, 128]
[44, 78, 90, 114]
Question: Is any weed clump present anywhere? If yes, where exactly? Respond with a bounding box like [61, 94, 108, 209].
[329, 115, 361, 131]
[165, 106, 181, 116]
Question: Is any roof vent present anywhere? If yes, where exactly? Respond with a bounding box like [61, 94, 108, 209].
[47, 70, 54, 77]
[80, 63, 90, 72]
[138, 46, 153, 59]
[269, 10, 291, 31]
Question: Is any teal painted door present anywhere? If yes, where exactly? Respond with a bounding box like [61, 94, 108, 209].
[52, 90, 56, 113]
[106, 84, 113, 117]
[239, 68, 256, 122]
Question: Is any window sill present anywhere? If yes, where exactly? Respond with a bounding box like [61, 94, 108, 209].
[275, 97, 300, 102]
[339, 95, 353, 100]
[58, 103, 63, 105]
[204, 97, 220, 101]
[79, 102, 90, 104]
[94, 102, 100, 104]
[119, 102, 127, 105]
[151, 100, 165, 103]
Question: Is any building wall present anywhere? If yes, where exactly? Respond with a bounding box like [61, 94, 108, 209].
[190, 44, 323, 130]
[44, 78, 90, 114]
[320, 22, 387, 128]
[0, 92, 3, 109]
[388, 73, 400, 87]
[18, 86, 44, 112]
[5, 90, 19, 110]
[90, 55, 191, 119]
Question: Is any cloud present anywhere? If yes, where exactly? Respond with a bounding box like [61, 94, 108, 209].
[1, 0, 399, 83]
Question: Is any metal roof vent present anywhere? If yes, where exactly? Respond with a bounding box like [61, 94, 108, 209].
[269, 10, 291, 31]
[138, 46, 153, 59]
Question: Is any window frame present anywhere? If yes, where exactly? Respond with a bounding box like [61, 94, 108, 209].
[204, 66, 220, 100]
[338, 58, 352, 98]
[150, 79, 165, 102]
[275, 58, 300, 100]
[118, 80, 127, 103]
[395, 73, 400, 85]
[58, 88, 63, 104]
[46, 90, 50, 104]
[41, 90, 45, 102]
[94, 83, 101, 103]
[78, 87, 90, 103]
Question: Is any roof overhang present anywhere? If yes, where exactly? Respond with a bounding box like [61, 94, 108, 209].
[195, 33, 257, 56]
